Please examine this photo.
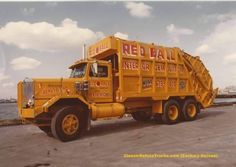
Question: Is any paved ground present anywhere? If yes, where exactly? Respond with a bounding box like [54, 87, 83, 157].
[0, 105, 236, 167]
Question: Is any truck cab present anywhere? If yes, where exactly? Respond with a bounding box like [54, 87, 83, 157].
[70, 60, 114, 103]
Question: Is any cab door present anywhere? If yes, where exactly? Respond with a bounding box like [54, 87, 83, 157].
[88, 63, 113, 102]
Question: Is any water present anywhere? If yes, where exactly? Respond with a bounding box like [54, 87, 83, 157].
[0, 103, 18, 120]
[0, 98, 236, 120]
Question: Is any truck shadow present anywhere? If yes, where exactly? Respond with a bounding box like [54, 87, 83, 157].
[84, 109, 227, 138]
[197, 109, 226, 120]
[84, 118, 158, 138]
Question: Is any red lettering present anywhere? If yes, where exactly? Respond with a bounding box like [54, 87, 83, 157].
[157, 79, 165, 88]
[167, 50, 175, 61]
[122, 60, 138, 70]
[131, 45, 137, 55]
[156, 63, 165, 72]
[140, 46, 145, 56]
[150, 48, 156, 58]
[168, 64, 176, 72]
[169, 79, 176, 88]
[122, 43, 130, 54]
[141, 62, 150, 71]
[157, 49, 164, 60]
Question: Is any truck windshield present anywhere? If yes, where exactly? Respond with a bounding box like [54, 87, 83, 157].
[70, 63, 87, 78]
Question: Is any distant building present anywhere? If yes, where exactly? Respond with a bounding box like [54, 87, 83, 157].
[0, 98, 17, 103]
[228, 91, 236, 95]
[219, 85, 236, 95]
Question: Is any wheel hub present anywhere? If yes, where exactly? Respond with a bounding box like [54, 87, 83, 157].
[168, 105, 178, 121]
[62, 114, 79, 135]
[187, 104, 196, 118]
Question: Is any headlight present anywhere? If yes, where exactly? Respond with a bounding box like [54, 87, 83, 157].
[27, 95, 34, 107]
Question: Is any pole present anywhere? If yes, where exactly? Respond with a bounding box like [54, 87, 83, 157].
[83, 44, 86, 59]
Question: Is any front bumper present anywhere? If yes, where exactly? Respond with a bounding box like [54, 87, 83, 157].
[19, 108, 35, 118]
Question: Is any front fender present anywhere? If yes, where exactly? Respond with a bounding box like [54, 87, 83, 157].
[42, 95, 89, 112]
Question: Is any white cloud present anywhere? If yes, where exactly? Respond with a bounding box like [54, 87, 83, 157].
[0, 73, 10, 82]
[196, 5, 202, 9]
[21, 7, 35, 16]
[224, 53, 236, 65]
[2, 82, 14, 88]
[200, 13, 236, 23]
[125, 2, 152, 18]
[195, 44, 210, 55]
[195, 18, 236, 56]
[114, 32, 129, 40]
[45, 2, 58, 8]
[0, 46, 6, 73]
[0, 18, 105, 52]
[195, 16, 236, 87]
[166, 24, 194, 43]
[10, 56, 41, 70]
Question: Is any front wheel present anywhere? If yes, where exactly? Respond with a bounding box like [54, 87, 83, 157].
[51, 106, 85, 142]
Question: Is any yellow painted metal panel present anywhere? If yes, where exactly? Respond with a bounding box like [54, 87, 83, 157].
[91, 103, 125, 120]
[152, 101, 162, 114]
[87, 36, 117, 59]
[17, 82, 23, 117]
[20, 109, 35, 118]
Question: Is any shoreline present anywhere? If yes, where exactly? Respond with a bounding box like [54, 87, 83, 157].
[0, 102, 17, 104]
[0, 102, 235, 127]
[0, 119, 22, 127]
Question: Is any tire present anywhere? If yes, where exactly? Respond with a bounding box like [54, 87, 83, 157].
[162, 99, 180, 124]
[51, 106, 86, 142]
[131, 111, 151, 121]
[182, 99, 199, 121]
[38, 126, 53, 137]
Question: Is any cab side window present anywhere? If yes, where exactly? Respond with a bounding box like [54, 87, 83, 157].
[90, 65, 108, 77]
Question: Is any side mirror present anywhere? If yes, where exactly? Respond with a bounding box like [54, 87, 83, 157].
[92, 62, 98, 74]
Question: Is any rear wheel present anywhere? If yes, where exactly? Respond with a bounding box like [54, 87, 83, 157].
[182, 99, 199, 121]
[51, 106, 86, 142]
[131, 111, 151, 121]
[162, 99, 180, 124]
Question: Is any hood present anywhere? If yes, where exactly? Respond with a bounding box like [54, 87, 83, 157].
[33, 78, 84, 99]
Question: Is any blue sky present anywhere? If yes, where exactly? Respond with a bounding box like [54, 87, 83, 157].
[0, 1, 236, 98]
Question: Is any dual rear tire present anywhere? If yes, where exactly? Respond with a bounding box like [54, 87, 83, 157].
[161, 99, 199, 124]
[182, 99, 199, 121]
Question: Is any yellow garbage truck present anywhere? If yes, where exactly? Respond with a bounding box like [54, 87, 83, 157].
[17, 36, 217, 141]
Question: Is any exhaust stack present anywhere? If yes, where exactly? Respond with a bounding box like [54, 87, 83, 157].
[83, 44, 86, 60]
